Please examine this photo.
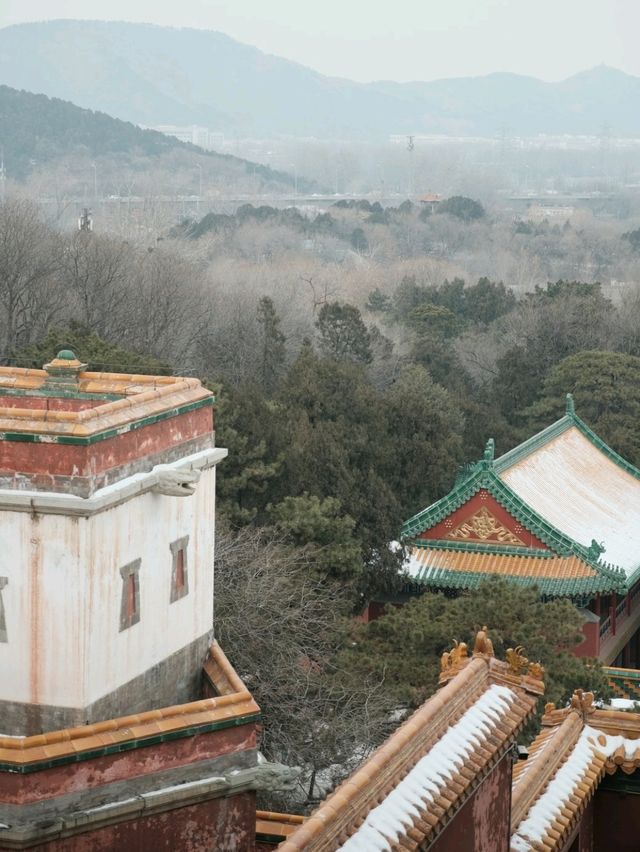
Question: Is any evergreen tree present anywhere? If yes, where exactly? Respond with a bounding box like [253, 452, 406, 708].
[256, 296, 286, 395]
[344, 578, 610, 722]
[527, 350, 640, 465]
[17, 322, 170, 374]
[213, 382, 284, 524]
[316, 302, 372, 364]
[437, 195, 485, 222]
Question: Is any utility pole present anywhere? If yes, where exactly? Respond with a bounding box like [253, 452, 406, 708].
[407, 135, 415, 198]
[196, 163, 202, 213]
[92, 162, 98, 203]
[0, 151, 5, 205]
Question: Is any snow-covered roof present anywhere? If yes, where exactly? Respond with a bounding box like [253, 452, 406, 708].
[498, 424, 640, 579]
[279, 631, 542, 852]
[339, 684, 516, 851]
[510, 691, 640, 851]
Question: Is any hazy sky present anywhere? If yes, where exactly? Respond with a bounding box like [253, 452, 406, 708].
[2, 0, 639, 83]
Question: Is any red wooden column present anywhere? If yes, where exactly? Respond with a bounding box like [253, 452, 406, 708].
[612, 592, 617, 635]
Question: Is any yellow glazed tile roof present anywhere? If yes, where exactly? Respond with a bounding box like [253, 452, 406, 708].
[511, 689, 640, 851]
[0, 643, 258, 768]
[407, 546, 597, 579]
[0, 368, 212, 438]
[280, 630, 543, 852]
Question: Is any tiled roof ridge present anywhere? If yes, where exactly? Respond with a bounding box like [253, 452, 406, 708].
[413, 540, 560, 559]
[510, 689, 640, 851]
[510, 712, 583, 832]
[495, 398, 640, 488]
[0, 642, 258, 757]
[278, 656, 492, 851]
[256, 810, 306, 826]
[406, 551, 622, 599]
[542, 700, 640, 739]
[0, 377, 210, 428]
[281, 633, 543, 852]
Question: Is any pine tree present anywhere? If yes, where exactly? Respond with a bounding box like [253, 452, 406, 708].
[256, 296, 286, 395]
[316, 302, 372, 364]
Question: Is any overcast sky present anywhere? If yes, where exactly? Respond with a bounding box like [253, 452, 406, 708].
[1, 0, 639, 83]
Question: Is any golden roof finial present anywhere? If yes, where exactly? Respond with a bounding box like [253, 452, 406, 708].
[439, 639, 469, 681]
[527, 661, 545, 681]
[570, 689, 595, 720]
[505, 646, 529, 675]
[473, 626, 494, 657]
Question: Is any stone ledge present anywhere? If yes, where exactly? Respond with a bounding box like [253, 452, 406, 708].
[0, 447, 228, 517]
[0, 751, 298, 849]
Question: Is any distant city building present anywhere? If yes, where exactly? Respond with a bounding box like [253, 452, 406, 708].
[527, 203, 575, 221]
[150, 124, 225, 150]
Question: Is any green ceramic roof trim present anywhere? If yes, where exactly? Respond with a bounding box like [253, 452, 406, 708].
[411, 539, 558, 559]
[602, 666, 640, 683]
[255, 832, 290, 845]
[411, 538, 625, 590]
[494, 394, 640, 484]
[402, 398, 631, 595]
[0, 386, 122, 402]
[600, 773, 640, 795]
[0, 710, 261, 775]
[407, 566, 621, 598]
[0, 396, 214, 446]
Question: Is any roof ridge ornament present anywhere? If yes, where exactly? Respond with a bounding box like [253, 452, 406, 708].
[505, 646, 529, 675]
[566, 393, 575, 416]
[473, 626, 494, 657]
[439, 639, 469, 683]
[570, 688, 596, 720]
[586, 539, 606, 561]
[43, 349, 88, 390]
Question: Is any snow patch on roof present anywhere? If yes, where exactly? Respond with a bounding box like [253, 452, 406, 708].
[499, 426, 640, 576]
[607, 698, 640, 710]
[512, 725, 640, 850]
[338, 684, 516, 852]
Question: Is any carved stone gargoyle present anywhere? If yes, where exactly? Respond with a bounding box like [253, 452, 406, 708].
[152, 467, 201, 497]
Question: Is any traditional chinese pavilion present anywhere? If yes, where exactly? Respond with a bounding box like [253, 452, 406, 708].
[402, 395, 640, 666]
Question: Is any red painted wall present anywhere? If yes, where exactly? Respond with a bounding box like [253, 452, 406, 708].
[593, 786, 640, 850]
[421, 490, 548, 550]
[572, 619, 600, 659]
[429, 754, 512, 852]
[0, 724, 257, 805]
[14, 792, 256, 852]
[0, 406, 213, 484]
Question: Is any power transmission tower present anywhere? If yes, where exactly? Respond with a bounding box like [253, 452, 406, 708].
[78, 208, 93, 232]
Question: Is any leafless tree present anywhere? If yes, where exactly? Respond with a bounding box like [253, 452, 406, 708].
[0, 199, 63, 357]
[214, 523, 394, 811]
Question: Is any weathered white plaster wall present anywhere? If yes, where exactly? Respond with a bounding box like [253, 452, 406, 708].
[0, 466, 216, 709]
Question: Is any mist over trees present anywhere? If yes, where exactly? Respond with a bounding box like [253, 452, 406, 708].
[4, 191, 636, 806]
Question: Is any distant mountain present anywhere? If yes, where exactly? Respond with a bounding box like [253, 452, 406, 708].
[0, 85, 306, 191]
[1, 20, 639, 138]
